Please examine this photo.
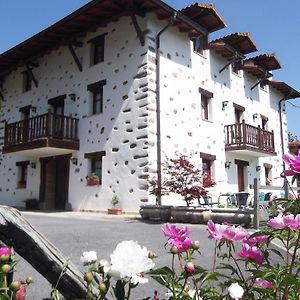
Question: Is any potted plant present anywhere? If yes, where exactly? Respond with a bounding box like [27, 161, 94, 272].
[108, 195, 123, 215]
[86, 173, 100, 186]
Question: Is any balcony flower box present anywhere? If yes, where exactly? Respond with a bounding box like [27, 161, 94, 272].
[86, 173, 100, 186]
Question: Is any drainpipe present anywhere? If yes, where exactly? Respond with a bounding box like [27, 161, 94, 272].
[155, 12, 177, 206]
[279, 92, 293, 198]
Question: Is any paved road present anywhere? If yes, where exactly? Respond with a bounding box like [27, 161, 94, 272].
[15, 212, 214, 300]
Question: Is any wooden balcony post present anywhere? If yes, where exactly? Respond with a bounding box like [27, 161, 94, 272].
[46, 112, 52, 137]
[257, 125, 261, 149]
[242, 120, 246, 146]
[4, 121, 8, 146]
[271, 130, 275, 152]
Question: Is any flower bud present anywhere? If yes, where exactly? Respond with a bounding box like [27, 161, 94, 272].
[148, 251, 157, 259]
[26, 276, 34, 285]
[170, 246, 179, 254]
[84, 272, 93, 284]
[185, 262, 195, 274]
[9, 280, 21, 292]
[1, 264, 11, 274]
[191, 241, 200, 250]
[99, 282, 107, 293]
[0, 255, 10, 263]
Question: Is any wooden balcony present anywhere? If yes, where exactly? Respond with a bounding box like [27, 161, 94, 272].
[3, 112, 79, 155]
[224, 121, 276, 157]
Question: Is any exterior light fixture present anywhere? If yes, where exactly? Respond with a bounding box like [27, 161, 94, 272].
[253, 113, 259, 120]
[69, 93, 76, 101]
[225, 161, 231, 169]
[256, 165, 261, 172]
[31, 106, 37, 113]
[70, 157, 78, 165]
[222, 100, 229, 111]
[30, 162, 36, 169]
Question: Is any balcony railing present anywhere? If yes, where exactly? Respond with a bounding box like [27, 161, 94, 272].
[4, 112, 79, 151]
[224, 120, 275, 154]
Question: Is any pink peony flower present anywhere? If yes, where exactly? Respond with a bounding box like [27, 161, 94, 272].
[162, 224, 192, 253]
[245, 235, 268, 246]
[207, 220, 248, 242]
[254, 278, 272, 289]
[268, 214, 300, 230]
[238, 243, 265, 265]
[15, 284, 26, 300]
[0, 247, 11, 257]
[283, 151, 300, 176]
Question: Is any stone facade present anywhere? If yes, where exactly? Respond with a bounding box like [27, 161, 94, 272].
[0, 5, 291, 212]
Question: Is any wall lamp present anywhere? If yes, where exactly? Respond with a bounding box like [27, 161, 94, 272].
[30, 162, 36, 169]
[256, 165, 262, 172]
[225, 161, 231, 169]
[222, 100, 229, 111]
[253, 113, 259, 120]
[69, 93, 76, 101]
[70, 157, 78, 166]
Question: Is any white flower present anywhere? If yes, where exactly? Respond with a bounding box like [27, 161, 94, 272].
[80, 251, 97, 265]
[106, 240, 155, 284]
[228, 283, 244, 299]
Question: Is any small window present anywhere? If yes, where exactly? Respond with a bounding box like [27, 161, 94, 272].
[87, 80, 107, 115]
[84, 151, 105, 185]
[264, 165, 272, 186]
[200, 153, 216, 188]
[201, 95, 209, 120]
[199, 88, 213, 121]
[192, 35, 207, 55]
[233, 103, 245, 124]
[16, 161, 29, 189]
[231, 61, 241, 76]
[23, 72, 32, 92]
[261, 115, 268, 130]
[88, 34, 106, 65]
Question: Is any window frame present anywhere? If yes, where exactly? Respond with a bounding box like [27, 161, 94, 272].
[200, 153, 216, 187]
[84, 151, 106, 184]
[87, 33, 107, 66]
[264, 163, 272, 186]
[22, 71, 32, 92]
[192, 35, 208, 56]
[87, 80, 107, 115]
[16, 161, 30, 189]
[199, 88, 213, 122]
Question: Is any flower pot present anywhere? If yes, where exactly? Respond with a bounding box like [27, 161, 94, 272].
[139, 205, 172, 221]
[107, 208, 123, 215]
[86, 178, 100, 186]
[209, 208, 252, 227]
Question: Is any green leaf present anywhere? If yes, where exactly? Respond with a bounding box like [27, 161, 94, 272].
[115, 280, 125, 300]
[0, 295, 10, 300]
[216, 263, 237, 275]
[268, 248, 284, 259]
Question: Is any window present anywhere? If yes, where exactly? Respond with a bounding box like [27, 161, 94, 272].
[22, 72, 32, 92]
[88, 34, 107, 65]
[199, 88, 213, 121]
[233, 103, 245, 124]
[264, 163, 272, 186]
[231, 61, 241, 76]
[261, 115, 268, 130]
[84, 151, 105, 184]
[192, 35, 207, 55]
[200, 153, 216, 187]
[16, 161, 29, 188]
[87, 80, 107, 115]
[48, 95, 66, 115]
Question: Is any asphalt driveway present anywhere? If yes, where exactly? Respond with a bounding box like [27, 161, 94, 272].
[15, 211, 214, 300]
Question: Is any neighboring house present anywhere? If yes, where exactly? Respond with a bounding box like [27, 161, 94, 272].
[0, 0, 299, 212]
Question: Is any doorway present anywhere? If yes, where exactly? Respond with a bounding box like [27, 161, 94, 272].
[39, 154, 70, 210]
[235, 159, 249, 192]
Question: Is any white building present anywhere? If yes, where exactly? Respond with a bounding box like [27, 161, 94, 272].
[0, 1, 298, 212]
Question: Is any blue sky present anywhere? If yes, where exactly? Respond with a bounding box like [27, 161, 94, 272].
[1, 0, 299, 138]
